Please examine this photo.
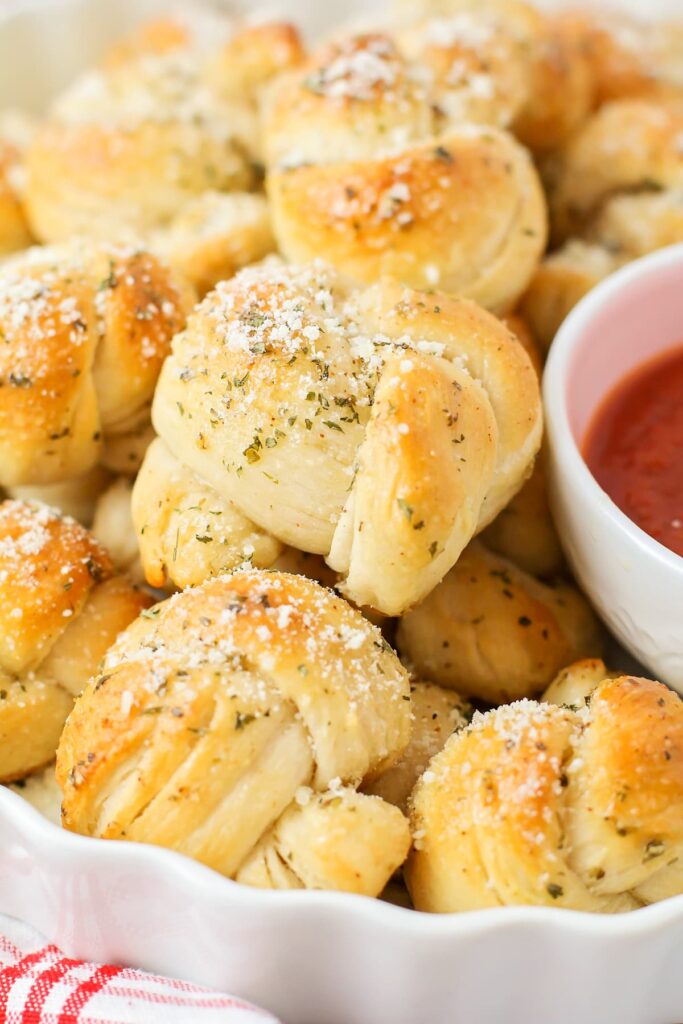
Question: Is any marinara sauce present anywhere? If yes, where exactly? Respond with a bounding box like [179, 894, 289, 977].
[583, 345, 683, 558]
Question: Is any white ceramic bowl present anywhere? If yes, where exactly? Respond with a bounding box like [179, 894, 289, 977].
[544, 245, 683, 692]
[2, 3, 683, 1024]
[3, 783, 683, 1024]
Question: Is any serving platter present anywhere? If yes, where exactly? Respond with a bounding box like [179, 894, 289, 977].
[0, 1, 682, 1023]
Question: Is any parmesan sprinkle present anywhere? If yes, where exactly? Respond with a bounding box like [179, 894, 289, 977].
[97, 568, 409, 750]
[0, 499, 111, 657]
[304, 36, 401, 102]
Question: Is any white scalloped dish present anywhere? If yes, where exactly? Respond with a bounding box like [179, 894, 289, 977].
[3, 777, 683, 1024]
[1, 2, 683, 1024]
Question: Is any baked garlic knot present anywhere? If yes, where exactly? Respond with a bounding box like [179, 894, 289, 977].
[152, 191, 276, 299]
[0, 135, 32, 257]
[263, 33, 547, 313]
[22, 14, 300, 291]
[407, 671, 683, 913]
[549, 101, 683, 248]
[132, 259, 542, 613]
[57, 569, 411, 896]
[392, 2, 683, 133]
[102, 12, 303, 103]
[23, 13, 303, 292]
[91, 478, 144, 583]
[10, 464, 112, 529]
[480, 449, 563, 577]
[540, 8, 683, 111]
[0, 499, 150, 783]
[364, 680, 470, 812]
[391, 1, 598, 154]
[396, 541, 602, 704]
[523, 99, 683, 347]
[0, 240, 194, 489]
[474, 328, 563, 576]
[25, 53, 254, 243]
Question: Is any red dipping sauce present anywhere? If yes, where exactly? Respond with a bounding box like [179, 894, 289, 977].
[583, 345, 683, 558]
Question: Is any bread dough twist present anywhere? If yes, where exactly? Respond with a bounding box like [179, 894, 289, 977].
[263, 31, 547, 313]
[523, 99, 683, 347]
[25, 55, 251, 242]
[57, 569, 411, 895]
[25, 16, 303, 245]
[407, 668, 683, 912]
[364, 680, 470, 812]
[550, 100, 683, 245]
[0, 499, 150, 782]
[0, 240, 194, 489]
[396, 541, 602, 703]
[0, 138, 32, 257]
[133, 259, 541, 613]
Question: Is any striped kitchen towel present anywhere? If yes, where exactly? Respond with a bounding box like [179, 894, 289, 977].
[0, 916, 278, 1023]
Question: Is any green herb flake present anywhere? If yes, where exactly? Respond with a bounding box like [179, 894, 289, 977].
[97, 260, 118, 291]
[644, 839, 665, 861]
[434, 145, 453, 164]
[85, 557, 105, 583]
[397, 497, 413, 521]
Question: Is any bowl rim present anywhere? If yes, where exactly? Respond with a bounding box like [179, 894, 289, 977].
[543, 242, 683, 579]
[4, 781, 683, 940]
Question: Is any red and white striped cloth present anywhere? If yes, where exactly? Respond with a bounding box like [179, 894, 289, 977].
[0, 917, 279, 1024]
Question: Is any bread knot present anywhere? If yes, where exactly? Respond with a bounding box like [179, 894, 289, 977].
[57, 569, 411, 894]
[263, 27, 548, 313]
[0, 240, 194, 488]
[407, 666, 683, 912]
[0, 499, 150, 782]
[132, 259, 541, 613]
